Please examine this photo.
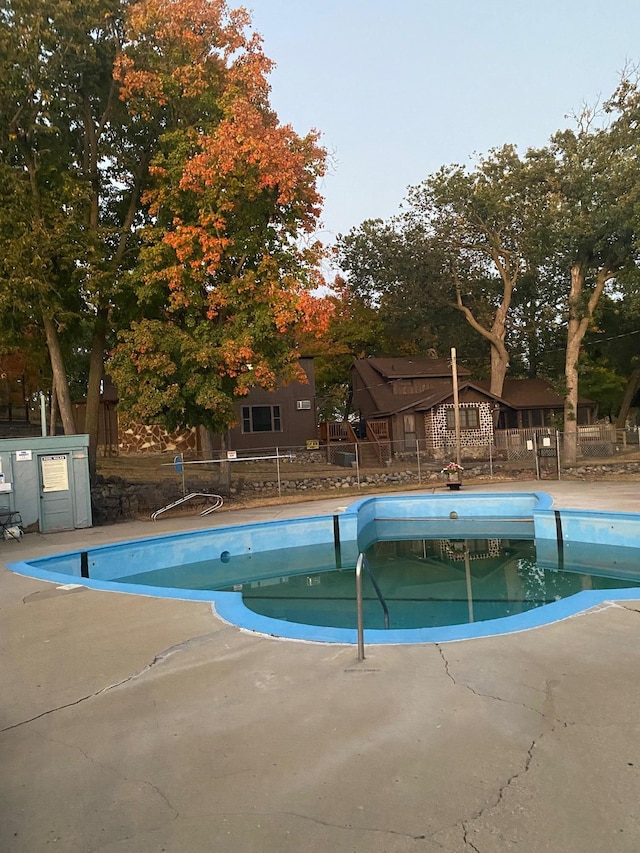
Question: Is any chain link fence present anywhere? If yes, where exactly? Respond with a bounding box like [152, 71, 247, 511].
[111, 425, 640, 510]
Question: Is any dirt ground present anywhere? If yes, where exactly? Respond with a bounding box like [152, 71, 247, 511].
[96, 447, 640, 481]
[95, 450, 640, 519]
[96, 452, 344, 485]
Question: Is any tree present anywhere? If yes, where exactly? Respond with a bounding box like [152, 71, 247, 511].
[581, 290, 640, 425]
[610, 286, 640, 427]
[0, 0, 327, 478]
[506, 263, 566, 380]
[108, 0, 328, 461]
[538, 77, 640, 461]
[335, 219, 478, 363]
[0, 342, 50, 422]
[0, 0, 158, 473]
[404, 144, 560, 396]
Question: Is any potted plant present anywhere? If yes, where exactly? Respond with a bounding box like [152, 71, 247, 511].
[441, 461, 463, 490]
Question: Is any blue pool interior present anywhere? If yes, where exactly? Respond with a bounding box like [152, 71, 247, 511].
[8, 491, 640, 643]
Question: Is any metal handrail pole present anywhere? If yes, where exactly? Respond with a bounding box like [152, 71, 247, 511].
[356, 553, 365, 661]
[355, 552, 390, 663]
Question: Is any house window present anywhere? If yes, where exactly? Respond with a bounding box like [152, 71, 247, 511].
[446, 407, 480, 430]
[241, 405, 282, 433]
[395, 380, 414, 395]
[530, 409, 544, 427]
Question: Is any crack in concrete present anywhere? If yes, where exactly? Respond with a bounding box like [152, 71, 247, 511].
[436, 645, 568, 852]
[82, 811, 441, 853]
[457, 734, 540, 853]
[22, 585, 85, 604]
[0, 632, 220, 733]
[435, 645, 571, 727]
[33, 730, 181, 829]
[462, 825, 482, 852]
[282, 810, 429, 840]
[618, 603, 640, 615]
[184, 809, 431, 841]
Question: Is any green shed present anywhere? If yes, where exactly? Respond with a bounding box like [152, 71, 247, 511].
[0, 435, 92, 533]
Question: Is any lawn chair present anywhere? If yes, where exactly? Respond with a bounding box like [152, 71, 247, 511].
[0, 507, 24, 540]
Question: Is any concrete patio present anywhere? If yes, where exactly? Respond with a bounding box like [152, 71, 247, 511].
[1, 481, 639, 852]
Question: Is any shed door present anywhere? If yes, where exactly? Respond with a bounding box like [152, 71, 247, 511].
[403, 414, 416, 451]
[39, 454, 74, 532]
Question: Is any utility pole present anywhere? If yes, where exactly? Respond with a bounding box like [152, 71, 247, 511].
[451, 347, 462, 468]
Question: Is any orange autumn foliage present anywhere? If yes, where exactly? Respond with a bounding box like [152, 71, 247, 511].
[110, 0, 330, 435]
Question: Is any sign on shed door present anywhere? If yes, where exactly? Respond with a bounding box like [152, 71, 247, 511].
[40, 454, 74, 532]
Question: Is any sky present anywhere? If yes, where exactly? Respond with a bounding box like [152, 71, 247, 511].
[249, 0, 640, 249]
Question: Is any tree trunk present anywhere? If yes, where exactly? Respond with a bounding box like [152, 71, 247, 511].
[563, 264, 612, 465]
[615, 368, 640, 429]
[489, 340, 510, 398]
[563, 320, 581, 466]
[42, 314, 76, 435]
[84, 309, 108, 482]
[199, 426, 214, 459]
[453, 266, 512, 399]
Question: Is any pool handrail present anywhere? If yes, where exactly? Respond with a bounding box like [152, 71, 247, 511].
[151, 492, 224, 521]
[356, 552, 390, 661]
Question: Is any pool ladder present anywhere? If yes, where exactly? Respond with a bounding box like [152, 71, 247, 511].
[151, 493, 224, 521]
[356, 552, 389, 661]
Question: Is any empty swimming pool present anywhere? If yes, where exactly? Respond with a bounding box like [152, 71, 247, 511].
[8, 491, 640, 643]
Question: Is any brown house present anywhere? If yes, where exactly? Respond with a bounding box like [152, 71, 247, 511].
[347, 357, 597, 456]
[221, 356, 317, 451]
[83, 358, 318, 455]
[351, 357, 471, 450]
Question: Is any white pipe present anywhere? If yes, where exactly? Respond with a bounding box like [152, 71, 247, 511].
[40, 392, 47, 437]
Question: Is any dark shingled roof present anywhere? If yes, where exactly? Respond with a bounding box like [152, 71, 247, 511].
[361, 357, 471, 380]
[352, 358, 465, 416]
[474, 377, 595, 408]
[352, 359, 596, 419]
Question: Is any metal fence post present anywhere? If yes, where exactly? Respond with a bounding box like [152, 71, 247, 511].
[355, 442, 361, 489]
[416, 438, 422, 484]
[533, 432, 540, 480]
[557, 432, 562, 481]
[276, 446, 281, 497]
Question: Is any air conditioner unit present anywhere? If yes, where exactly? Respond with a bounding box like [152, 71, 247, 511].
[296, 400, 312, 410]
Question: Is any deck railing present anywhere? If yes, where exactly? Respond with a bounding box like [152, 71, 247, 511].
[367, 420, 389, 440]
[320, 421, 358, 442]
